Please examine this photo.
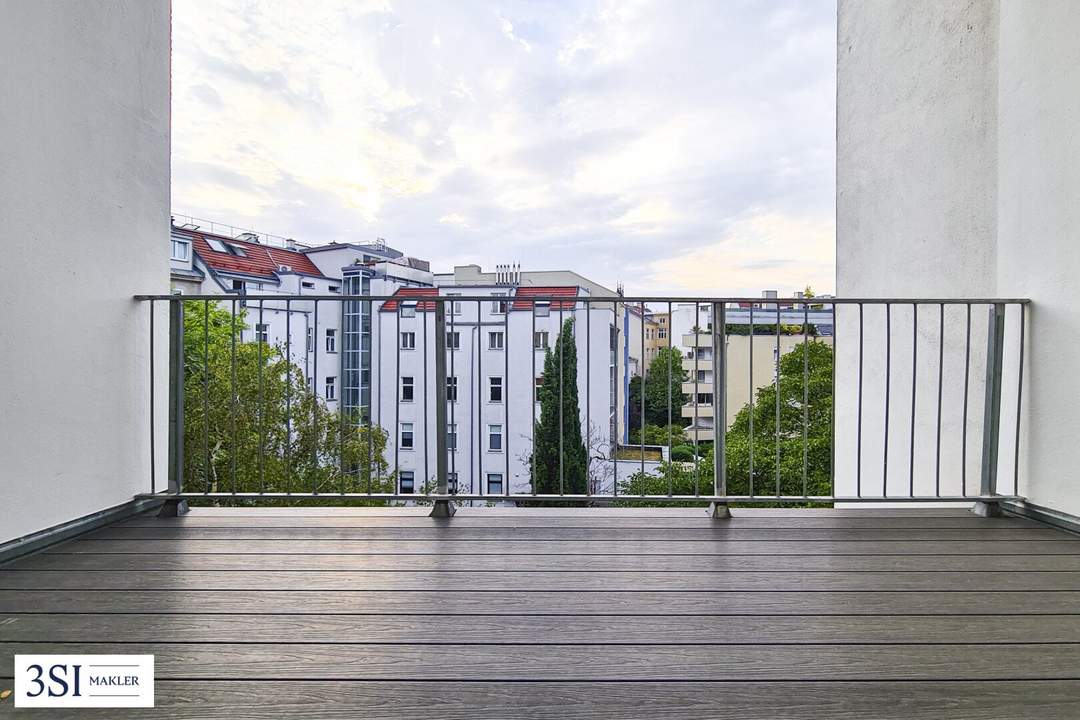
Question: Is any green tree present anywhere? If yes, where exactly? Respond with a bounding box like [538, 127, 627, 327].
[531, 318, 588, 494]
[705, 340, 834, 499]
[629, 424, 688, 447]
[643, 346, 687, 427]
[181, 301, 391, 500]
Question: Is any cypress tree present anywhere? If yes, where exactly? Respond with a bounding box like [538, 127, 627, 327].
[532, 317, 588, 494]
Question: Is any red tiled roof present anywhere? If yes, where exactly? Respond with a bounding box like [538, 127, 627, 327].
[380, 287, 439, 312]
[176, 227, 325, 280]
[511, 286, 579, 311]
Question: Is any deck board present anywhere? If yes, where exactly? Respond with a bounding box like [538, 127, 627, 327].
[1, 507, 1078, 718]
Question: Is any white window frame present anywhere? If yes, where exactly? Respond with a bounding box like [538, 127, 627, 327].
[306, 327, 314, 353]
[447, 423, 457, 451]
[489, 376, 503, 403]
[535, 301, 550, 317]
[446, 292, 462, 315]
[534, 331, 549, 349]
[325, 376, 336, 401]
[486, 473, 504, 494]
[488, 424, 503, 452]
[254, 323, 269, 343]
[400, 331, 416, 350]
[447, 331, 461, 350]
[447, 472, 459, 494]
[400, 471, 415, 494]
[491, 292, 508, 314]
[325, 328, 337, 353]
[401, 302, 417, 318]
[488, 331, 504, 350]
[170, 237, 190, 261]
[401, 376, 414, 402]
[447, 376, 458, 402]
[400, 422, 414, 449]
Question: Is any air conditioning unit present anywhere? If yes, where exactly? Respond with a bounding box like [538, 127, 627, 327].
[278, 264, 292, 272]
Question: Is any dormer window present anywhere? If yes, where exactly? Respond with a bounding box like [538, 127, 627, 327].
[535, 301, 550, 317]
[170, 237, 190, 261]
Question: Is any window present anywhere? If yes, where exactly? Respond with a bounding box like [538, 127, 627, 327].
[325, 376, 336, 401]
[534, 331, 549, 349]
[301, 281, 315, 289]
[486, 473, 504, 494]
[488, 424, 503, 452]
[447, 472, 458, 494]
[401, 302, 416, 318]
[255, 323, 269, 343]
[489, 377, 503, 403]
[658, 328, 667, 339]
[170, 237, 190, 261]
[400, 471, 415, 494]
[400, 423, 414, 449]
[232, 279, 245, 292]
[229, 244, 248, 257]
[488, 331, 504, 350]
[535, 374, 544, 389]
[326, 329, 337, 353]
[447, 293, 462, 315]
[447, 423, 457, 451]
[446, 376, 458, 402]
[535, 301, 550, 317]
[206, 238, 229, 253]
[401, 332, 416, 350]
[696, 370, 707, 383]
[696, 393, 713, 406]
[401, 376, 414, 402]
[447, 331, 461, 350]
[329, 285, 340, 293]
[306, 327, 314, 352]
[491, 293, 508, 314]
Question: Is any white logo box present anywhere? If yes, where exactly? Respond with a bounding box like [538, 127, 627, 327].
[14, 655, 155, 708]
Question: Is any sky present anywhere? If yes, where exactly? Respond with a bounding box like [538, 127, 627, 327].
[172, 0, 837, 296]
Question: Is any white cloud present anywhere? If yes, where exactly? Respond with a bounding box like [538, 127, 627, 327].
[172, 0, 836, 292]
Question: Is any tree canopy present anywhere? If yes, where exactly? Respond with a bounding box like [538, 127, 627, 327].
[531, 317, 588, 494]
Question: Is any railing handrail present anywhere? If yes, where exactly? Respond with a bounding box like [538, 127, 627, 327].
[135, 293, 1033, 304]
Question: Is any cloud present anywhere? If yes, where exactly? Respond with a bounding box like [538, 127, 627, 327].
[172, 0, 836, 295]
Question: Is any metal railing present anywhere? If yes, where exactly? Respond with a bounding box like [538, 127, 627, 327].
[135, 294, 1029, 514]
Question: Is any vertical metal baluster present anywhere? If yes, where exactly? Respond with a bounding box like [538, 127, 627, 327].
[775, 303, 780, 497]
[830, 302, 836, 498]
[258, 300, 265, 494]
[203, 300, 210, 494]
[504, 295, 510, 498]
[857, 303, 864, 498]
[531, 301, 537, 495]
[477, 300, 482, 499]
[962, 304, 971, 495]
[802, 302, 809, 498]
[149, 300, 156, 493]
[166, 298, 186, 513]
[431, 298, 453, 517]
[712, 301, 727, 512]
[935, 303, 944, 497]
[285, 299, 291, 495]
[1013, 304, 1026, 497]
[908, 303, 917, 498]
[339, 299, 345, 495]
[667, 300, 673, 496]
[423, 309, 430, 495]
[559, 299, 564, 496]
[312, 300, 319, 495]
[394, 305, 401, 494]
[586, 299, 592, 497]
[449, 297, 457, 495]
[613, 302, 619, 498]
[693, 303, 700, 496]
[883, 304, 892, 498]
[749, 304, 754, 498]
[230, 298, 237, 495]
[640, 301, 646, 494]
[979, 303, 1006, 502]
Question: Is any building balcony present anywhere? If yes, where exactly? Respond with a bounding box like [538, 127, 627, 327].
[681, 402, 715, 418]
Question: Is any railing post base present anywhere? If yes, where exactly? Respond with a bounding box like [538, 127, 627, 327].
[708, 502, 731, 519]
[429, 499, 456, 518]
[157, 498, 190, 518]
[971, 501, 1002, 518]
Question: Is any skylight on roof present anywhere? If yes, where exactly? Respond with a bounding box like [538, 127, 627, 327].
[206, 238, 228, 253]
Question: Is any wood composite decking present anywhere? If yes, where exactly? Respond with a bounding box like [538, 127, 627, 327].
[1, 507, 1079, 718]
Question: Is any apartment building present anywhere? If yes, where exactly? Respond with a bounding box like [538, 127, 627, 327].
[169, 222, 639, 495]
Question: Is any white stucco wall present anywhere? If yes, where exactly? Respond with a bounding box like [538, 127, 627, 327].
[837, 0, 1080, 515]
[0, 1, 170, 543]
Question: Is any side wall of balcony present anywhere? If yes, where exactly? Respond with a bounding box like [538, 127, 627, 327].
[837, 0, 1080, 517]
[0, 2, 171, 544]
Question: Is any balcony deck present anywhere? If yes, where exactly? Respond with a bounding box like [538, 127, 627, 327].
[2, 506, 1080, 718]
